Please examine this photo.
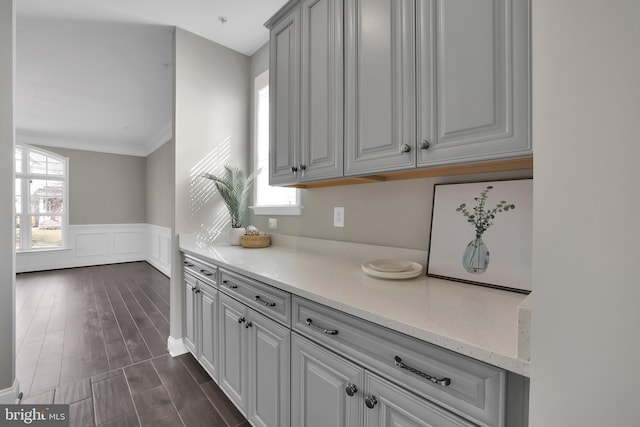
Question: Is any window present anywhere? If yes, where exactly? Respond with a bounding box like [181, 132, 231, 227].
[251, 70, 301, 216]
[15, 145, 68, 251]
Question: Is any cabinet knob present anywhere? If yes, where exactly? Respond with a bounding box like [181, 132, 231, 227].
[245, 321, 253, 329]
[345, 384, 358, 397]
[238, 316, 246, 324]
[299, 164, 306, 171]
[419, 140, 431, 150]
[365, 395, 378, 409]
[195, 289, 201, 294]
[291, 166, 298, 173]
[400, 143, 412, 153]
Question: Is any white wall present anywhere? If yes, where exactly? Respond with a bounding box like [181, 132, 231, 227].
[0, 0, 16, 401]
[530, 1, 640, 425]
[171, 28, 249, 345]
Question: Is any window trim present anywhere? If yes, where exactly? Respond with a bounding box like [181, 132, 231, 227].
[250, 69, 302, 216]
[15, 144, 69, 252]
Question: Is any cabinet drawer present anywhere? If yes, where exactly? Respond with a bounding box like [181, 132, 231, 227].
[219, 269, 291, 327]
[293, 297, 506, 427]
[183, 255, 218, 286]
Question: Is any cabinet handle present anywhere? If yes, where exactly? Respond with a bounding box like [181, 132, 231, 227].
[299, 164, 306, 171]
[183, 261, 194, 267]
[394, 356, 451, 387]
[419, 140, 431, 150]
[191, 287, 196, 293]
[238, 316, 246, 324]
[254, 295, 276, 307]
[305, 318, 338, 335]
[222, 280, 238, 289]
[345, 384, 358, 397]
[195, 289, 201, 294]
[400, 143, 412, 153]
[245, 321, 253, 329]
[200, 269, 212, 277]
[364, 395, 378, 409]
[291, 166, 298, 173]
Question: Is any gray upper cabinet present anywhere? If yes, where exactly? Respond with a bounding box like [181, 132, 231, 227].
[299, 0, 344, 182]
[417, 0, 531, 166]
[269, 5, 300, 186]
[267, 0, 531, 184]
[344, 0, 417, 175]
[268, 0, 344, 184]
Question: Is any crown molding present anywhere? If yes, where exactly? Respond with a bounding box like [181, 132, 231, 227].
[16, 126, 172, 157]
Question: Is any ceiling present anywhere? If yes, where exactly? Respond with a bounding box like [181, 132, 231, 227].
[15, 0, 288, 156]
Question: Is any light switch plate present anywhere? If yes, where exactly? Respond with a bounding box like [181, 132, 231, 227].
[333, 207, 344, 227]
[268, 218, 277, 229]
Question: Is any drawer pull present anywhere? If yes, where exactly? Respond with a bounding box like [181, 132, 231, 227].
[222, 280, 238, 289]
[305, 318, 338, 335]
[200, 269, 212, 277]
[183, 261, 194, 267]
[254, 295, 276, 307]
[394, 356, 451, 387]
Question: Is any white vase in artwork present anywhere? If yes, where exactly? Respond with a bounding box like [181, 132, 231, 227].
[228, 227, 246, 246]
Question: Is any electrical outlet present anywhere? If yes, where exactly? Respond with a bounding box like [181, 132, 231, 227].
[268, 218, 278, 229]
[333, 207, 345, 228]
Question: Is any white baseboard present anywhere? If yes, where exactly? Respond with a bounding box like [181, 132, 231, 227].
[16, 223, 172, 277]
[167, 336, 189, 357]
[0, 379, 20, 404]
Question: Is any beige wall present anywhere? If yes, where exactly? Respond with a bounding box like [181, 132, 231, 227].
[146, 139, 173, 228]
[172, 27, 250, 338]
[36, 146, 146, 224]
[530, 0, 640, 425]
[0, 0, 15, 393]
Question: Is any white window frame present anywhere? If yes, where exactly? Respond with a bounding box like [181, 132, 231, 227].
[250, 70, 302, 216]
[15, 144, 69, 252]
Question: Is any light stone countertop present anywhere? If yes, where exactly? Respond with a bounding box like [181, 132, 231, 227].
[179, 233, 531, 377]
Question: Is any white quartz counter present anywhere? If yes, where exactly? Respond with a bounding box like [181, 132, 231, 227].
[179, 234, 530, 377]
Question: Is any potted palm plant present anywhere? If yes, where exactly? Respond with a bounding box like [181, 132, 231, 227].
[201, 165, 256, 245]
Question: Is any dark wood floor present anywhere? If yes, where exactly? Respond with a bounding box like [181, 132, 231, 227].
[17, 262, 248, 427]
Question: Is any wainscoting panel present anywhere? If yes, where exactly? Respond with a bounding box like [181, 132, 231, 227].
[146, 224, 172, 277]
[16, 224, 172, 277]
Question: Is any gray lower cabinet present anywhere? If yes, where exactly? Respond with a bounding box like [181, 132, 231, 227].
[291, 333, 363, 427]
[183, 270, 219, 380]
[218, 292, 291, 427]
[292, 333, 474, 427]
[184, 273, 197, 354]
[199, 286, 218, 379]
[364, 372, 474, 427]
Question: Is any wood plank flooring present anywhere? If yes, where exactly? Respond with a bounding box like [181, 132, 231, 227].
[17, 262, 248, 427]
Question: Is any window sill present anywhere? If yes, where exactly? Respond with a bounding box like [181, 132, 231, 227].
[16, 247, 70, 254]
[250, 205, 303, 216]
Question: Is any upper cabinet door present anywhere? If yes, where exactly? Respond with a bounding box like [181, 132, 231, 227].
[299, 0, 344, 182]
[417, 0, 531, 166]
[270, 7, 301, 186]
[344, 0, 417, 176]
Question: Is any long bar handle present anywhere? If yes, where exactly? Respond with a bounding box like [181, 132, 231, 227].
[394, 356, 451, 387]
[305, 318, 338, 335]
[254, 295, 276, 307]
